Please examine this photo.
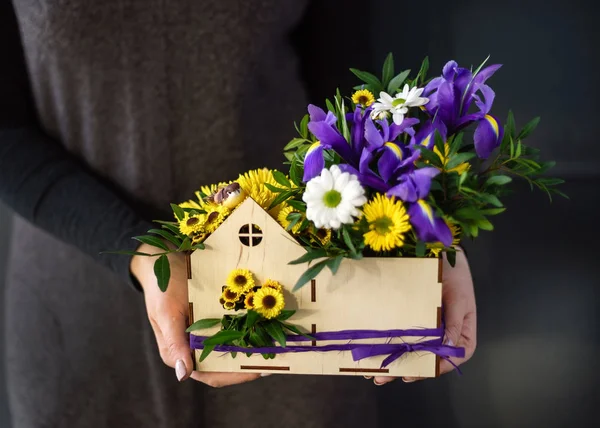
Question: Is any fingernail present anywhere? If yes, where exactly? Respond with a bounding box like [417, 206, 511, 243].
[364, 376, 373, 380]
[175, 359, 187, 382]
[402, 377, 417, 383]
[261, 373, 272, 377]
[373, 379, 384, 386]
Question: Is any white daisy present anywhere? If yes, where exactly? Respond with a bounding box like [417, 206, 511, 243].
[371, 84, 429, 126]
[302, 165, 367, 229]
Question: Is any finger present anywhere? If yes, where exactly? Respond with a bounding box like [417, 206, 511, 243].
[190, 371, 261, 388]
[442, 292, 467, 349]
[156, 310, 194, 382]
[373, 376, 397, 385]
[401, 376, 425, 383]
[439, 311, 477, 375]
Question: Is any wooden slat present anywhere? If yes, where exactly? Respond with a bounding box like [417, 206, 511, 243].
[438, 256, 443, 283]
[185, 251, 192, 279]
[311, 279, 316, 302]
[311, 324, 317, 347]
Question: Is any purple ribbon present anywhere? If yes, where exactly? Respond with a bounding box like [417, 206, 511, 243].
[189, 327, 465, 370]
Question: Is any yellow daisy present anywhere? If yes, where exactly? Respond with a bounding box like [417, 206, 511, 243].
[191, 231, 207, 245]
[434, 143, 471, 175]
[244, 292, 255, 309]
[277, 204, 303, 234]
[352, 89, 375, 107]
[221, 287, 241, 303]
[223, 301, 236, 310]
[311, 228, 332, 246]
[362, 194, 411, 252]
[178, 212, 205, 236]
[226, 268, 255, 293]
[254, 287, 285, 319]
[178, 200, 204, 211]
[236, 168, 279, 214]
[202, 203, 230, 233]
[427, 221, 461, 257]
[261, 279, 283, 292]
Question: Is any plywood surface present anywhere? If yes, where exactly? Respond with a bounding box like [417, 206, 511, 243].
[188, 198, 442, 377]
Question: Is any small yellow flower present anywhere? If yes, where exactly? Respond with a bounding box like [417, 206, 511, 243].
[236, 169, 279, 214]
[226, 269, 255, 294]
[311, 228, 332, 246]
[221, 287, 241, 303]
[244, 292, 255, 309]
[178, 200, 204, 211]
[178, 212, 205, 236]
[427, 221, 461, 257]
[223, 301, 236, 310]
[191, 231, 207, 245]
[362, 194, 411, 252]
[254, 287, 285, 319]
[352, 89, 375, 107]
[277, 204, 303, 234]
[434, 143, 471, 175]
[261, 279, 283, 292]
[202, 203, 230, 233]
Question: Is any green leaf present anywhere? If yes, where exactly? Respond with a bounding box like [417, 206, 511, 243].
[479, 193, 504, 208]
[505, 110, 516, 139]
[178, 237, 192, 251]
[192, 242, 205, 250]
[286, 200, 306, 212]
[434, 130, 445, 155]
[272, 170, 291, 188]
[282, 323, 314, 340]
[449, 132, 464, 154]
[349, 68, 383, 90]
[388, 69, 411, 93]
[133, 235, 170, 251]
[265, 321, 286, 347]
[509, 138, 515, 158]
[245, 310, 260, 330]
[454, 207, 485, 220]
[288, 249, 327, 265]
[148, 229, 182, 247]
[186, 318, 222, 332]
[268, 190, 297, 210]
[264, 183, 287, 193]
[415, 241, 426, 257]
[459, 171, 468, 187]
[446, 250, 456, 267]
[203, 330, 245, 346]
[417, 146, 443, 168]
[446, 153, 475, 170]
[300, 114, 309, 139]
[284, 138, 308, 151]
[153, 255, 171, 292]
[480, 208, 506, 215]
[518, 117, 541, 140]
[199, 345, 215, 362]
[293, 259, 329, 291]
[538, 177, 565, 186]
[515, 141, 522, 158]
[325, 98, 336, 113]
[415, 56, 429, 85]
[342, 227, 357, 255]
[170, 203, 185, 221]
[476, 217, 494, 231]
[289, 159, 303, 187]
[276, 310, 296, 321]
[326, 255, 344, 275]
[486, 175, 513, 186]
[382, 53, 395, 87]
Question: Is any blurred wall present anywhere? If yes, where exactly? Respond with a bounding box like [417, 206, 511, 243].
[0, 204, 11, 426]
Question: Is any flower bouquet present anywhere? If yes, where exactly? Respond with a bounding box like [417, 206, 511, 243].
[124, 55, 565, 377]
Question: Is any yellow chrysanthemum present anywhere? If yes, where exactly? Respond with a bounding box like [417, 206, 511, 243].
[202, 203, 230, 233]
[236, 168, 279, 214]
[352, 89, 375, 107]
[254, 286, 285, 319]
[244, 292, 255, 309]
[223, 301, 236, 310]
[261, 279, 283, 292]
[427, 221, 461, 257]
[434, 143, 471, 175]
[277, 204, 302, 234]
[362, 194, 411, 252]
[221, 287, 241, 303]
[311, 228, 332, 246]
[178, 212, 205, 236]
[195, 182, 231, 200]
[191, 231, 207, 245]
[179, 200, 204, 211]
[226, 268, 255, 293]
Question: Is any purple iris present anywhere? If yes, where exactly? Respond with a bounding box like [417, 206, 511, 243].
[423, 60, 503, 159]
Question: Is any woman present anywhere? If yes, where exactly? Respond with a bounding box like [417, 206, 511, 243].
[0, 0, 476, 426]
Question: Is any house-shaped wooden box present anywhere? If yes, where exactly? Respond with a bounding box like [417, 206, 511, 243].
[187, 197, 443, 377]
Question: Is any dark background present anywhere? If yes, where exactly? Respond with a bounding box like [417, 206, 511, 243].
[1, 0, 598, 426]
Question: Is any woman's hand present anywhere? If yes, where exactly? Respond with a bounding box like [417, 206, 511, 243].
[372, 249, 477, 385]
[131, 243, 262, 387]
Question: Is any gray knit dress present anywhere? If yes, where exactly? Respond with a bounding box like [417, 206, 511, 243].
[5, 1, 377, 427]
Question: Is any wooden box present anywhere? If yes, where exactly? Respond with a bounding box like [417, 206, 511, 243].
[187, 197, 443, 377]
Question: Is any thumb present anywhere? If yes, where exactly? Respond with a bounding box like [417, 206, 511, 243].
[159, 309, 194, 382]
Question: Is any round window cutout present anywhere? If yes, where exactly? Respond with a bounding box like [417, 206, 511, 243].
[238, 224, 263, 247]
